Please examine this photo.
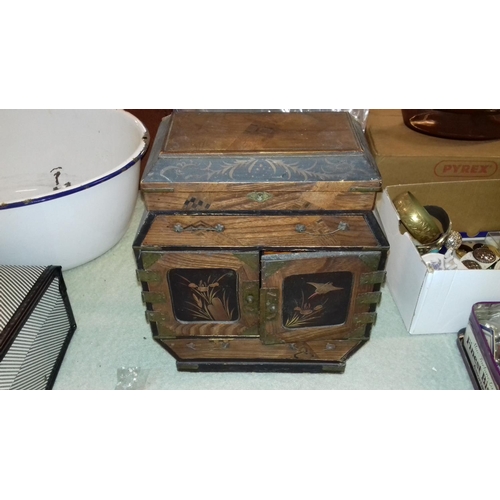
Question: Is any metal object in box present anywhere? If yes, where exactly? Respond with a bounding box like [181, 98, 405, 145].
[0, 265, 77, 390]
[457, 302, 500, 390]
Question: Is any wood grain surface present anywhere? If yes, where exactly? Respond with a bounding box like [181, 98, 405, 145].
[142, 214, 380, 249]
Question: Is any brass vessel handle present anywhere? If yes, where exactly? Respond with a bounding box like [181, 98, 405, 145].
[392, 191, 441, 244]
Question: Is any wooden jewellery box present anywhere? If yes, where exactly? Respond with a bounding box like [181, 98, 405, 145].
[0, 265, 77, 390]
[134, 111, 389, 373]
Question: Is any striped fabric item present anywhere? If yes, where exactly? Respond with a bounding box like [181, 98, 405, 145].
[0, 266, 75, 390]
[0, 266, 46, 332]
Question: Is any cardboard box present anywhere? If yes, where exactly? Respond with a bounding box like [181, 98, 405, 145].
[366, 109, 500, 187]
[376, 180, 500, 334]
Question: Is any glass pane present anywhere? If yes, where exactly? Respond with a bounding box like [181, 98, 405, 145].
[282, 272, 353, 329]
[168, 268, 239, 322]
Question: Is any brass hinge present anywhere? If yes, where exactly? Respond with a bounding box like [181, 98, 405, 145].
[353, 312, 377, 326]
[241, 281, 260, 315]
[359, 271, 386, 285]
[262, 289, 279, 321]
[356, 291, 382, 306]
[136, 269, 162, 283]
[142, 291, 166, 304]
[145, 310, 167, 323]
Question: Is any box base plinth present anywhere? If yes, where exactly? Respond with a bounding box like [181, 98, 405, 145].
[156, 336, 366, 374]
[176, 359, 346, 373]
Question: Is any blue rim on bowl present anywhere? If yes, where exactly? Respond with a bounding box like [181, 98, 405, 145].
[0, 111, 150, 211]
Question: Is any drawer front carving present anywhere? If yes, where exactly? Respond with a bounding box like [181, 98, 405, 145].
[141, 213, 380, 250]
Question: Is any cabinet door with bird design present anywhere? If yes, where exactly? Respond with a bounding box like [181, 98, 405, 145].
[260, 250, 385, 344]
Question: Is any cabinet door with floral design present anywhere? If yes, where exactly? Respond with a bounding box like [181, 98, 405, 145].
[139, 251, 260, 339]
[260, 250, 385, 344]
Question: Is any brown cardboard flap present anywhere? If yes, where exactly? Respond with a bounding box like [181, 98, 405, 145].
[366, 110, 500, 187]
[367, 110, 500, 158]
[385, 179, 500, 236]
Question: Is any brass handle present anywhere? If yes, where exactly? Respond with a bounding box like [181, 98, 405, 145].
[173, 223, 225, 233]
[295, 221, 349, 234]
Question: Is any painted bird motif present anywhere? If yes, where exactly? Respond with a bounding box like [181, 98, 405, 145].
[307, 281, 343, 300]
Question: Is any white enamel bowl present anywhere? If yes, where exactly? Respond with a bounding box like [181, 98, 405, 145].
[0, 110, 149, 270]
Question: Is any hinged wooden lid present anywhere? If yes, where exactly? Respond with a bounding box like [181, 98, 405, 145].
[140, 111, 381, 212]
